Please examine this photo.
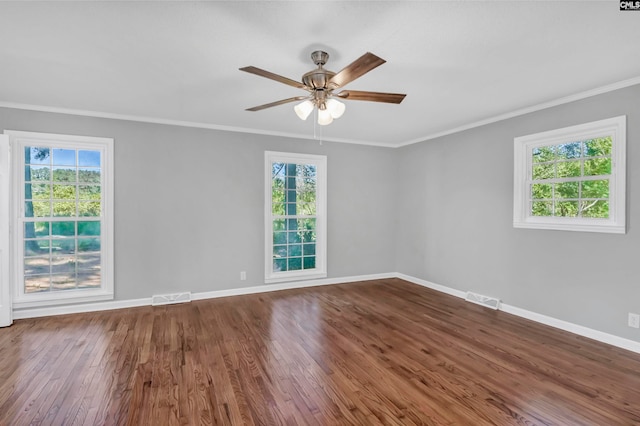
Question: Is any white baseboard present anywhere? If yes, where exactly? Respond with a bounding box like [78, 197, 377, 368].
[395, 273, 467, 299]
[12, 272, 396, 320]
[191, 272, 396, 301]
[397, 273, 640, 355]
[12, 297, 151, 320]
[12, 271, 640, 355]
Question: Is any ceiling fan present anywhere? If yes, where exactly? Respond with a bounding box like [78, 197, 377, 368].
[240, 50, 406, 125]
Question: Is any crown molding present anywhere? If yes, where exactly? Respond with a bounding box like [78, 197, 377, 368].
[2, 75, 639, 149]
[397, 75, 640, 147]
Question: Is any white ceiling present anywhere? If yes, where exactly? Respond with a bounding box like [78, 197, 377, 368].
[1, 1, 639, 147]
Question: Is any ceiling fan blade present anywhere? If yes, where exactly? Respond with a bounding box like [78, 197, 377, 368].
[329, 52, 386, 88]
[335, 90, 406, 104]
[246, 96, 309, 111]
[240, 66, 307, 90]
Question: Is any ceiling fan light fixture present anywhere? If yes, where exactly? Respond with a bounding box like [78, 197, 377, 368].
[326, 98, 345, 119]
[317, 108, 333, 126]
[294, 100, 314, 120]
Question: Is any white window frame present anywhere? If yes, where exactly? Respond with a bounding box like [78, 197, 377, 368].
[5, 130, 114, 308]
[265, 151, 327, 284]
[513, 116, 626, 233]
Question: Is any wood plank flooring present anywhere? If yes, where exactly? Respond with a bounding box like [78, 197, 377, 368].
[1, 278, 640, 425]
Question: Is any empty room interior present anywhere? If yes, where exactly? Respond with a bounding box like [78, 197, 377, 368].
[1, 1, 640, 425]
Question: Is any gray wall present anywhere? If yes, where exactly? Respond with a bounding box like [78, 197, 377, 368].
[0, 108, 397, 300]
[396, 84, 640, 341]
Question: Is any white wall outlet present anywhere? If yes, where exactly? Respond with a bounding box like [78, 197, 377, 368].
[240, 271, 246, 281]
[628, 313, 640, 329]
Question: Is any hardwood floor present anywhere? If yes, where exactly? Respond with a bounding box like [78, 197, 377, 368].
[1, 278, 640, 425]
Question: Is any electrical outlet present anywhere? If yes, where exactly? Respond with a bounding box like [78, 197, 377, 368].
[629, 313, 640, 329]
[240, 271, 246, 281]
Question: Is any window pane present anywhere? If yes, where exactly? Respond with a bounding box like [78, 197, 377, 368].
[52, 149, 76, 166]
[582, 180, 609, 199]
[78, 185, 101, 200]
[555, 182, 579, 199]
[272, 163, 285, 178]
[79, 168, 100, 183]
[78, 150, 101, 167]
[288, 257, 302, 271]
[532, 164, 554, 180]
[77, 238, 100, 254]
[556, 142, 582, 159]
[53, 166, 76, 182]
[272, 203, 285, 216]
[53, 184, 76, 200]
[77, 254, 100, 272]
[581, 200, 609, 218]
[584, 137, 612, 157]
[273, 258, 286, 272]
[52, 273, 76, 291]
[556, 201, 579, 217]
[28, 183, 50, 200]
[25, 222, 50, 238]
[27, 166, 50, 181]
[303, 256, 316, 270]
[78, 201, 100, 217]
[25, 239, 50, 257]
[272, 187, 284, 202]
[288, 244, 302, 257]
[24, 257, 50, 275]
[296, 202, 316, 215]
[273, 219, 285, 231]
[29, 201, 51, 217]
[78, 272, 100, 289]
[52, 256, 77, 274]
[51, 239, 75, 255]
[532, 146, 555, 163]
[27, 147, 50, 165]
[556, 161, 581, 178]
[303, 243, 316, 256]
[287, 232, 301, 243]
[273, 232, 286, 245]
[78, 221, 100, 236]
[531, 183, 552, 200]
[52, 221, 75, 237]
[273, 245, 287, 258]
[25, 275, 50, 293]
[584, 158, 611, 176]
[53, 201, 76, 217]
[532, 201, 552, 216]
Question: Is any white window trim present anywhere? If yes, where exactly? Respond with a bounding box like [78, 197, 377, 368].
[5, 130, 114, 308]
[265, 151, 327, 284]
[513, 116, 626, 234]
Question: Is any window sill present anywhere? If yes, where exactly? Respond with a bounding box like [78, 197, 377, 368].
[12, 289, 114, 309]
[514, 219, 625, 234]
[265, 271, 327, 284]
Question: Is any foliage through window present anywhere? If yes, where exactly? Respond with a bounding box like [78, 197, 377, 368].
[513, 116, 626, 233]
[265, 152, 326, 283]
[6, 130, 114, 306]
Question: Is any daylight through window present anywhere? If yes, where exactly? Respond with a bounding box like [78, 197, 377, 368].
[6, 130, 114, 306]
[265, 152, 326, 283]
[513, 116, 626, 233]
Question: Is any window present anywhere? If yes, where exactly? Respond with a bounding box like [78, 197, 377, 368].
[265, 151, 326, 283]
[6, 130, 114, 307]
[513, 116, 626, 233]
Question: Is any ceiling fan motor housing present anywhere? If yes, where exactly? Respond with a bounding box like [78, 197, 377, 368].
[302, 70, 336, 90]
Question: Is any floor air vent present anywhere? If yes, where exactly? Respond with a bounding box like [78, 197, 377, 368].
[465, 291, 500, 310]
[151, 292, 192, 306]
